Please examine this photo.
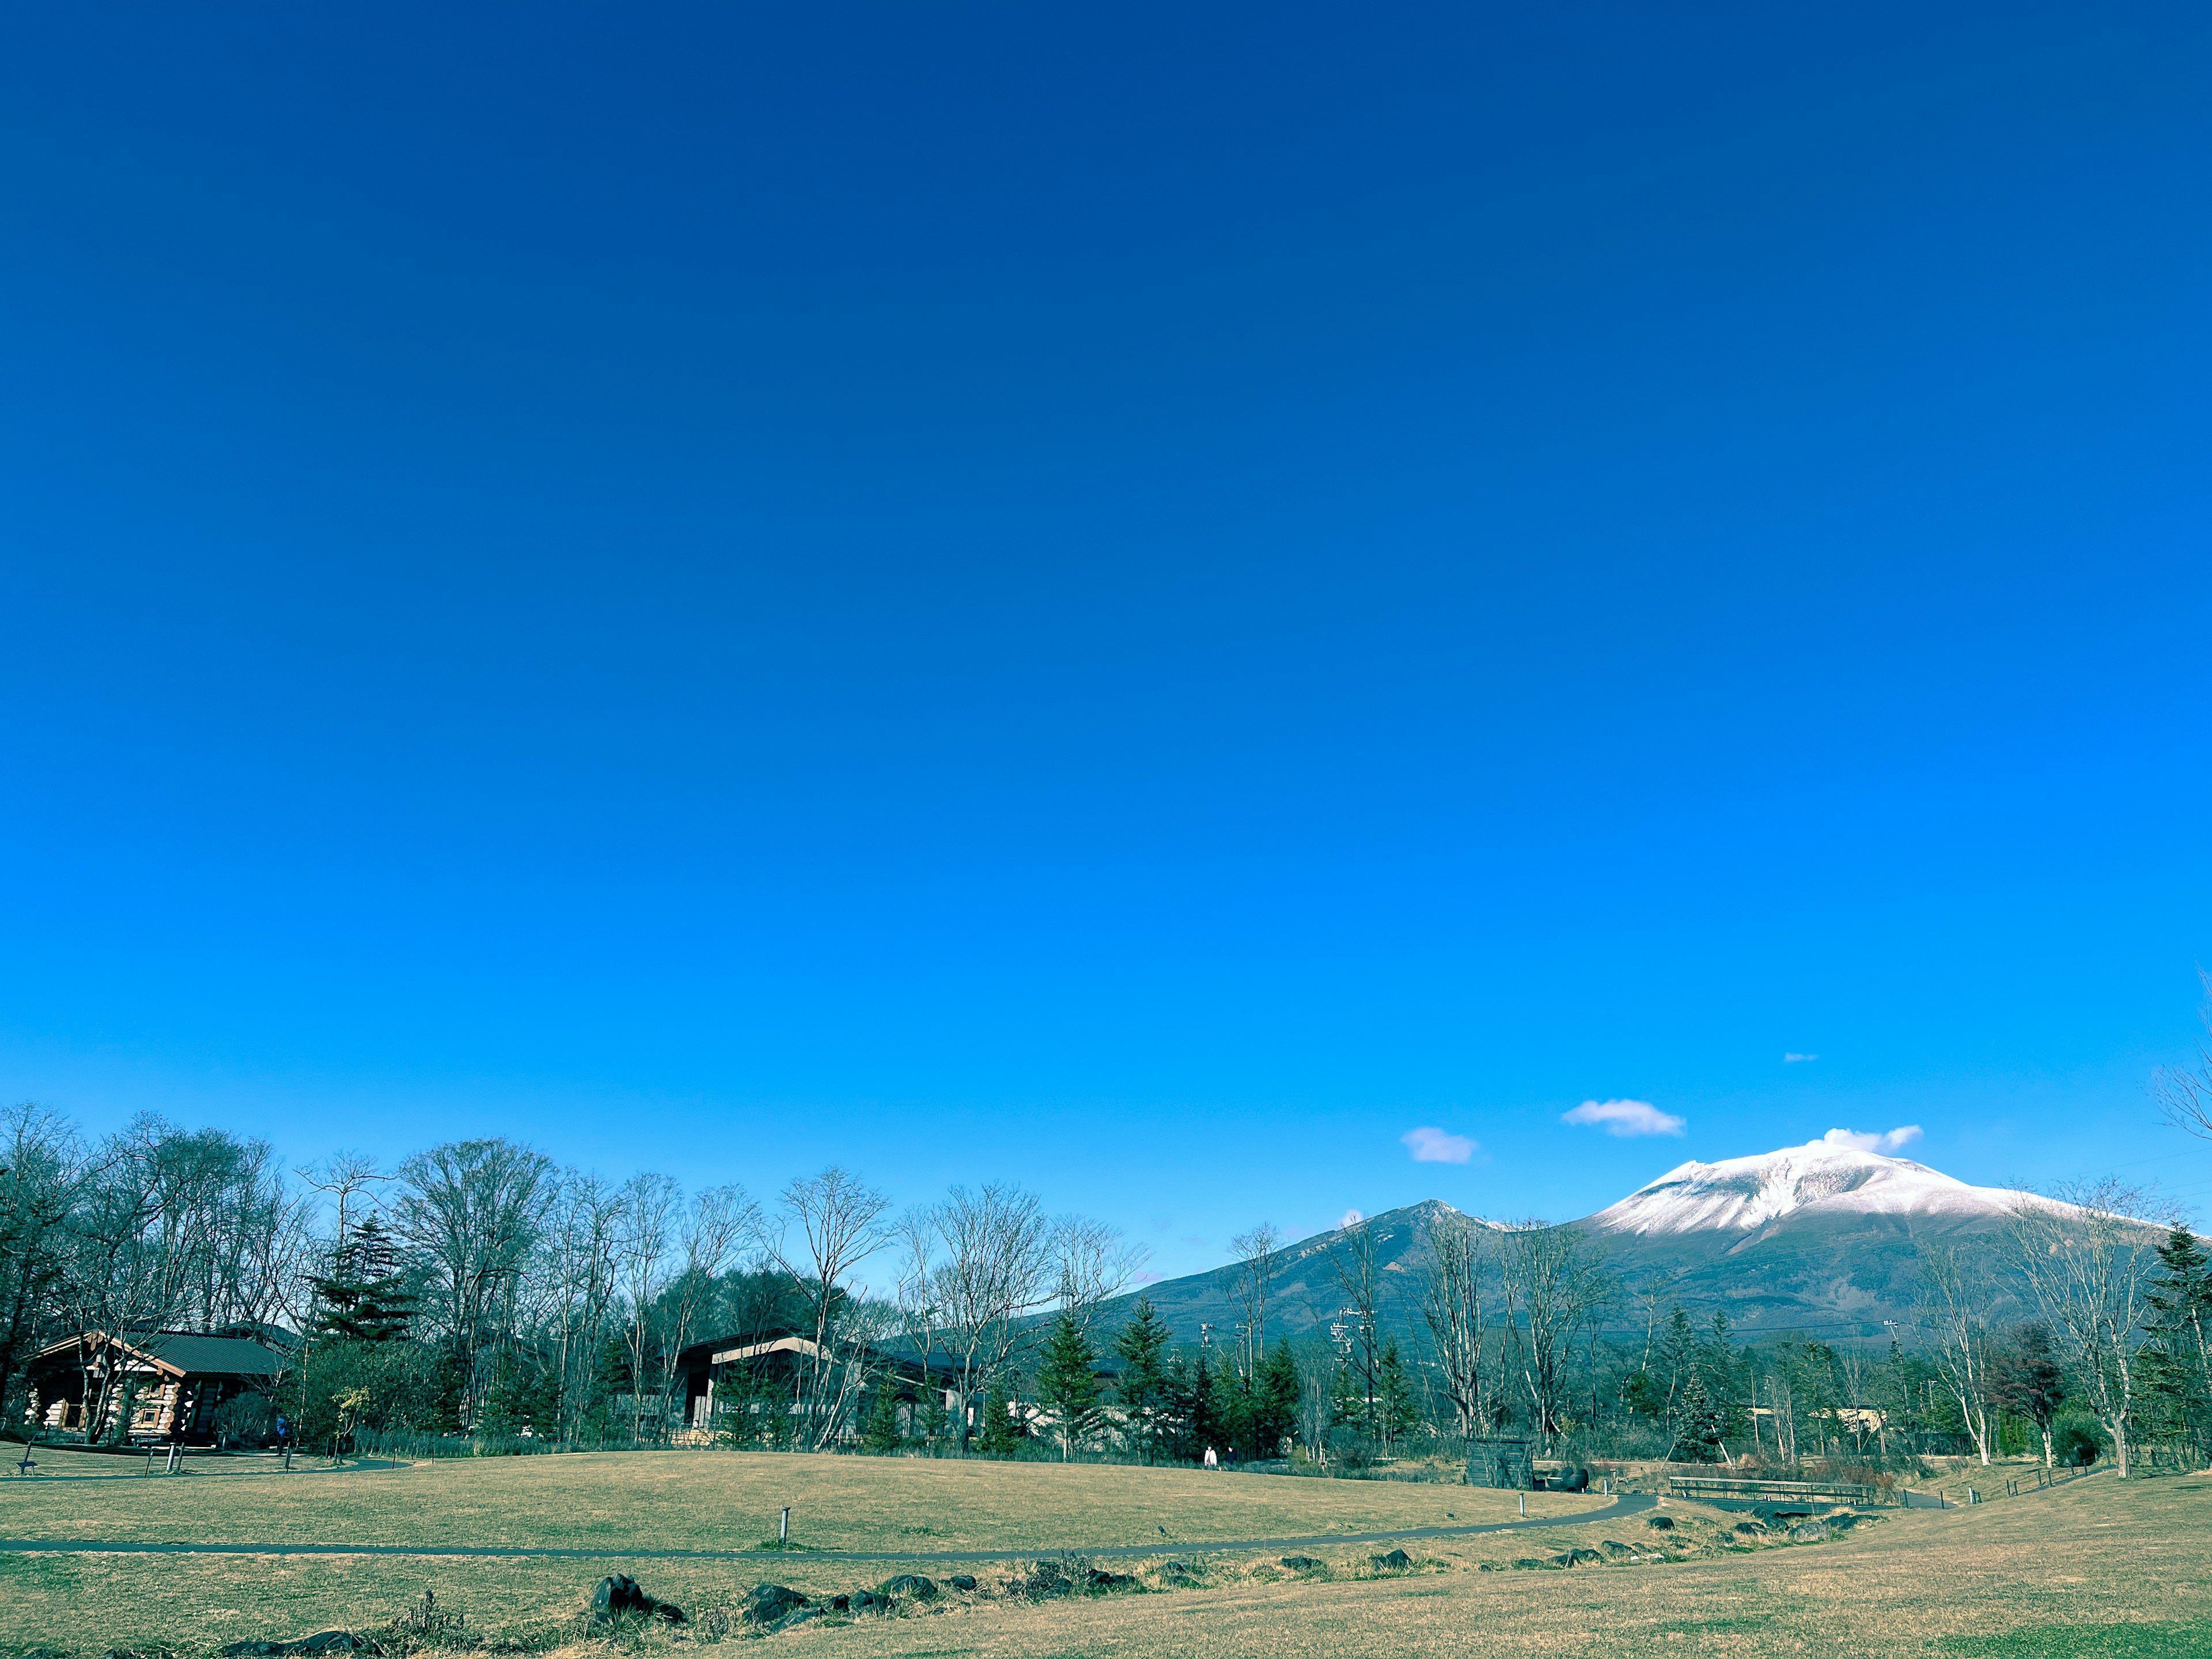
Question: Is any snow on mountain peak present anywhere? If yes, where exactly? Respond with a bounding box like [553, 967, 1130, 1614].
[1589, 1139, 2022, 1236]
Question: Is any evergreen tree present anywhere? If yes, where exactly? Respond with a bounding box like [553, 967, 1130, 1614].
[1115, 1297, 1172, 1460]
[1037, 1312, 1102, 1460]
[2144, 1226, 2212, 1467]
[1376, 1338, 1417, 1452]
[1670, 1367, 1724, 1462]
[1252, 1340, 1301, 1457]
[979, 1377, 1025, 1456]
[861, 1384, 904, 1454]
[309, 1217, 415, 1343]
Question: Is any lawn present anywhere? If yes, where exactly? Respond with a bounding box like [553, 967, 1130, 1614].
[0, 1455, 2202, 1656]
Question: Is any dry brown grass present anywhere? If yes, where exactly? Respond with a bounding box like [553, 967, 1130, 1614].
[0, 1457, 2204, 1656]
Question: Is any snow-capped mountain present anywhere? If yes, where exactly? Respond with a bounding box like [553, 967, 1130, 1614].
[1589, 1141, 2029, 1237]
[1085, 1141, 2048, 1345]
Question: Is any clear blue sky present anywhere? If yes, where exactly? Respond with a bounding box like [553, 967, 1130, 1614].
[5, 3, 2209, 1282]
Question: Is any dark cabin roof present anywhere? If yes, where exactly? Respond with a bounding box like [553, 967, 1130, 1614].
[34, 1332, 285, 1380]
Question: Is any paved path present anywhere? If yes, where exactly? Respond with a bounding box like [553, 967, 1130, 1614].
[0, 1493, 1656, 1566]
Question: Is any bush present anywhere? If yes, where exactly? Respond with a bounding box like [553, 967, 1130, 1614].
[2054, 1418, 2106, 1467]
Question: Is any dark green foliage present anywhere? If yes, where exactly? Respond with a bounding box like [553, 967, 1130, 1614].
[978, 1377, 1025, 1455]
[1668, 1366, 1724, 1462]
[1252, 1340, 1301, 1456]
[1114, 1297, 1172, 1459]
[1036, 1312, 1101, 1458]
[2142, 1227, 2212, 1465]
[1376, 1338, 1417, 1450]
[308, 1217, 415, 1343]
[2054, 1416, 2106, 1467]
[861, 1382, 903, 1453]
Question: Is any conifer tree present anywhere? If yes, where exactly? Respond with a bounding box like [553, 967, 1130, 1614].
[1254, 1340, 1301, 1457]
[2145, 1226, 2212, 1468]
[1037, 1310, 1101, 1460]
[979, 1377, 1024, 1455]
[309, 1216, 416, 1343]
[1115, 1296, 1172, 1460]
[1377, 1338, 1417, 1452]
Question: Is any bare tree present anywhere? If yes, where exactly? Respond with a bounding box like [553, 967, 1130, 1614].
[0, 1105, 87, 1422]
[1228, 1222, 1282, 1376]
[1915, 1244, 1995, 1465]
[613, 1172, 680, 1440]
[1053, 1215, 1145, 1330]
[1495, 1221, 1615, 1453]
[773, 1168, 894, 1449]
[541, 1169, 620, 1442]
[1421, 1209, 1488, 1436]
[658, 1184, 759, 1427]
[2153, 969, 2212, 1141]
[395, 1139, 556, 1425]
[2008, 1180, 2159, 1476]
[1322, 1217, 1388, 1442]
[914, 1183, 1055, 1449]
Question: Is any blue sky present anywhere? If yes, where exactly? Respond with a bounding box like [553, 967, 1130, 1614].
[4, 3, 2210, 1281]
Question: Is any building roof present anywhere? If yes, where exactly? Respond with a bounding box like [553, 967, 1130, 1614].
[34, 1331, 285, 1380]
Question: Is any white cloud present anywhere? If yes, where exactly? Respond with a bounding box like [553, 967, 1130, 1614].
[1402, 1126, 1478, 1164]
[1784, 1052, 1819, 1063]
[1820, 1125, 1923, 1154]
[1337, 1208, 1364, 1229]
[1562, 1098, 1686, 1138]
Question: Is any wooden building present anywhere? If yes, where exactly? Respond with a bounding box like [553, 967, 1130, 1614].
[25, 1331, 284, 1445]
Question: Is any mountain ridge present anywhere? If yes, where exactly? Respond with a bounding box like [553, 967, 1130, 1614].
[1092, 1139, 2047, 1348]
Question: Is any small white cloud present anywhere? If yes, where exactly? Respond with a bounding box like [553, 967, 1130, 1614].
[1402, 1126, 1478, 1164]
[1337, 1208, 1364, 1229]
[1820, 1125, 1923, 1154]
[1784, 1052, 1819, 1063]
[1562, 1098, 1686, 1138]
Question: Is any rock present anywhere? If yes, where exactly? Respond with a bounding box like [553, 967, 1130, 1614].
[848, 1589, 893, 1613]
[218, 1635, 362, 1658]
[1600, 1540, 1636, 1555]
[1788, 1521, 1830, 1542]
[592, 1574, 685, 1626]
[1510, 1556, 1555, 1570]
[828, 1594, 850, 1612]
[1085, 1569, 1139, 1591]
[879, 1573, 938, 1600]
[741, 1584, 812, 1626]
[1550, 1549, 1604, 1567]
[948, 1575, 977, 1592]
[1646, 1515, 1676, 1531]
[766, 1607, 825, 1634]
[1279, 1555, 1325, 1571]
[1370, 1548, 1413, 1571]
[1734, 1520, 1768, 1536]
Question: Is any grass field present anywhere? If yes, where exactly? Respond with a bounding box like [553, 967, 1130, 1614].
[0, 1452, 2203, 1656]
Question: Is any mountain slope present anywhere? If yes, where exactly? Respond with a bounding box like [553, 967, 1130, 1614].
[1091, 1141, 2044, 1349]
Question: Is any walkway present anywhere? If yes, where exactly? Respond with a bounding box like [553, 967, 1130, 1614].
[0, 1493, 1657, 1566]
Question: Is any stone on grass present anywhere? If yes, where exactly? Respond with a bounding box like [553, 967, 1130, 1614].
[1787, 1521, 1830, 1542]
[218, 1634, 362, 1657]
[1734, 1520, 1768, 1535]
[1279, 1555, 1324, 1571]
[1370, 1548, 1413, 1571]
[1086, 1569, 1139, 1592]
[592, 1574, 685, 1626]
[1550, 1549, 1604, 1567]
[948, 1575, 978, 1592]
[1646, 1515, 1676, 1531]
[741, 1584, 811, 1625]
[880, 1573, 938, 1600]
[1600, 1540, 1635, 1555]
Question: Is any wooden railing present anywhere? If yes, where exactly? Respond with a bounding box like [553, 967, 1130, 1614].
[1666, 1475, 1883, 1505]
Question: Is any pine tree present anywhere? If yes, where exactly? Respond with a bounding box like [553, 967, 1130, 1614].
[1253, 1340, 1301, 1457]
[2145, 1226, 2212, 1468]
[1670, 1368, 1724, 1463]
[979, 1377, 1024, 1456]
[309, 1217, 415, 1343]
[1037, 1312, 1101, 1460]
[1115, 1297, 1173, 1460]
[1376, 1338, 1417, 1453]
[861, 1384, 904, 1454]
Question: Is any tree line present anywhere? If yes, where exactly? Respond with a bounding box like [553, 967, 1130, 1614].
[0, 1101, 2204, 1474]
